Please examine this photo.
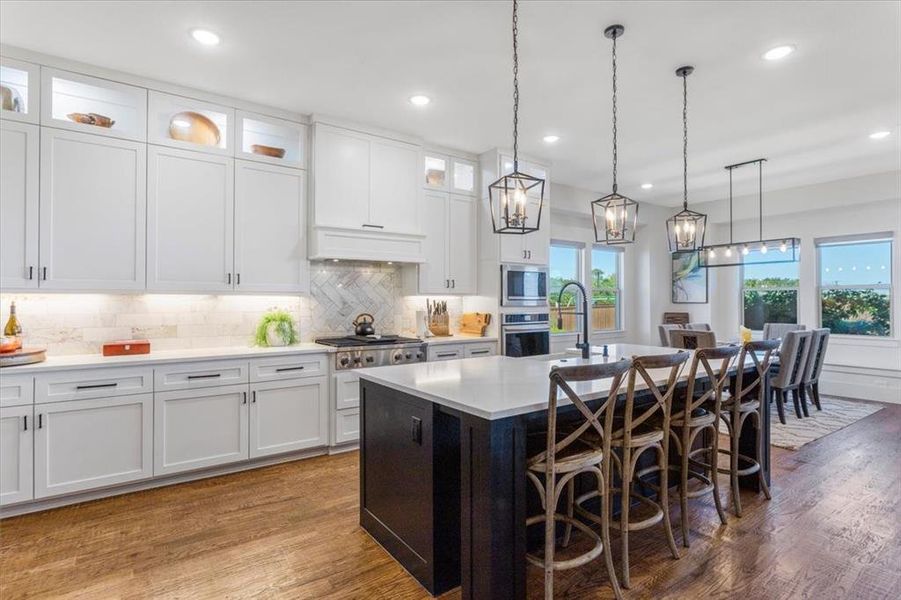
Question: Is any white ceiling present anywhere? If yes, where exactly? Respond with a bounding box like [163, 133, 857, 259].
[2, 1, 899, 205]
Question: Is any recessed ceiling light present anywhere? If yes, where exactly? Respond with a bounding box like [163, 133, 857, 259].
[409, 95, 431, 106]
[190, 28, 220, 46]
[641, 183, 653, 190]
[542, 135, 560, 144]
[763, 45, 795, 61]
[869, 130, 891, 140]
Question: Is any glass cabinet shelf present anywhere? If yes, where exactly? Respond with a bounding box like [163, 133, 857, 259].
[452, 159, 476, 195]
[236, 111, 306, 167]
[42, 68, 146, 141]
[1, 58, 39, 124]
[148, 91, 233, 155]
[423, 152, 477, 195]
[424, 155, 447, 189]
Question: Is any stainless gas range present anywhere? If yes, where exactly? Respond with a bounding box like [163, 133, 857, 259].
[315, 335, 426, 370]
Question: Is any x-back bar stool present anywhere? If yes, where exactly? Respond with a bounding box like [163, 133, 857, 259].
[526, 359, 632, 600]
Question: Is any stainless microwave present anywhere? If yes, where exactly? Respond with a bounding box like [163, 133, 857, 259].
[500, 264, 548, 306]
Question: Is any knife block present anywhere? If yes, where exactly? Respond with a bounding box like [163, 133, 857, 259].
[428, 313, 450, 336]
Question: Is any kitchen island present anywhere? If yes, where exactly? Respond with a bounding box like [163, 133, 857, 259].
[357, 343, 770, 599]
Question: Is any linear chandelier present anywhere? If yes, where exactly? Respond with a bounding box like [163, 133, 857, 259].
[699, 158, 801, 267]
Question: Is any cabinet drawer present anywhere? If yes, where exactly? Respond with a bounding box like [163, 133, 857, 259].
[464, 344, 496, 358]
[154, 360, 248, 392]
[250, 354, 328, 383]
[334, 408, 359, 444]
[428, 345, 464, 362]
[0, 374, 34, 407]
[334, 371, 360, 410]
[36, 367, 152, 404]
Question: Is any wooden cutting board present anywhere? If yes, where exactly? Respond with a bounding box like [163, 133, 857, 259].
[460, 312, 491, 335]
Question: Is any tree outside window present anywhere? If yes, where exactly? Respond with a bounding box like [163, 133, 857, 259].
[818, 238, 892, 336]
[741, 251, 799, 331]
[549, 244, 581, 333]
[591, 247, 621, 331]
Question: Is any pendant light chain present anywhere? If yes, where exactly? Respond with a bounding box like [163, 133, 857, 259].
[611, 32, 618, 192]
[512, 0, 520, 171]
[682, 72, 688, 210]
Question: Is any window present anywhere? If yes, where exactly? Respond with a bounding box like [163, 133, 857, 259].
[549, 243, 582, 333]
[741, 250, 799, 331]
[591, 246, 622, 331]
[817, 236, 893, 336]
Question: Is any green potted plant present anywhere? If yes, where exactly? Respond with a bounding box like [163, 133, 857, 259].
[254, 310, 298, 347]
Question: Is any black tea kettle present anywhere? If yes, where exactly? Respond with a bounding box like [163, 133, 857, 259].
[353, 313, 375, 336]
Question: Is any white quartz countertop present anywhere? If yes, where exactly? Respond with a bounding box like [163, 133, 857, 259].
[424, 335, 498, 345]
[0, 343, 335, 374]
[358, 343, 752, 420]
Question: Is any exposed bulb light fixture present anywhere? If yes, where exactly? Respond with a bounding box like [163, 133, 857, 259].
[190, 28, 221, 46]
[760, 243, 768, 254]
[592, 24, 638, 245]
[641, 183, 654, 190]
[409, 95, 431, 106]
[869, 131, 891, 140]
[763, 45, 795, 61]
[780, 240, 788, 253]
[742, 245, 750, 256]
[487, 0, 545, 235]
[542, 135, 560, 143]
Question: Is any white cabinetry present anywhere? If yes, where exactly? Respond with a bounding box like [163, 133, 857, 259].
[147, 145, 234, 292]
[34, 394, 153, 498]
[154, 384, 249, 476]
[369, 138, 420, 234]
[499, 214, 549, 265]
[416, 192, 477, 294]
[148, 91, 233, 155]
[332, 371, 360, 444]
[428, 341, 497, 361]
[1, 57, 40, 124]
[234, 160, 308, 293]
[39, 128, 147, 289]
[250, 376, 327, 457]
[0, 405, 33, 505]
[0, 120, 39, 288]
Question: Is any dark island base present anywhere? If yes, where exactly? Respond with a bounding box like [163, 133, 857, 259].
[360, 373, 770, 599]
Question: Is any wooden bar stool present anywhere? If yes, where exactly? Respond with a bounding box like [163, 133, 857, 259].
[526, 359, 631, 600]
[574, 352, 688, 588]
[718, 340, 779, 517]
[668, 345, 739, 547]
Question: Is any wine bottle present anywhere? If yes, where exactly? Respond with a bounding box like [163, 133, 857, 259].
[4, 301, 22, 337]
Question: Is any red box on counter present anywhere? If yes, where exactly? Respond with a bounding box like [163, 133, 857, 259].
[102, 340, 151, 356]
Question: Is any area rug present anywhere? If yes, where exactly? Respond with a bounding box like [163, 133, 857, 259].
[719, 396, 884, 451]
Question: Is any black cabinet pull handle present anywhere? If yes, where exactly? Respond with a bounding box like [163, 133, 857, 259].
[187, 373, 221, 380]
[76, 382, 118, 390]
[242, 391, 247, 405]
[471, 350, 490, 355]
[23, 415, 28, 431]
[38, 414, 43, 429]
[252, 391, 257, 403]
[42, 267, 47, 280]
[275, 366, 305, 372]
[227, 273, 232, 285]
[236, 273, 240, 285]
[362, 223, 384, 229]
[437, 352, 457, 358]
[28, 266, 33, 280]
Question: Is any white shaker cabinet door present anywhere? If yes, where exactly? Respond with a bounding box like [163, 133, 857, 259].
[0, 120, 39, 289]
[147, 145, 235, 292]
[0, 405, 33, 506]
[234, 160, 309, 293]
[33, 394, 153, 499]
[418, 191, 449, 294]
[39, 128, 147, 290]
[369, 138, 420, 235]
[312, 124, 369, 229]
[249, 377, 328, 458]
[154, 384, 249, 476]
[447, 193, 477, 294]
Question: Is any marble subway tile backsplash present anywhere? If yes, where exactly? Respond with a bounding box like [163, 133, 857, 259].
[0, 261, 478, 356]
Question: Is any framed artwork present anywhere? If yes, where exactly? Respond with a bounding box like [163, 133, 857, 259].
[672, 251, 708, 304]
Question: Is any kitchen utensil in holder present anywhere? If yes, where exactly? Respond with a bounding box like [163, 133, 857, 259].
[428, 312, 450, 337]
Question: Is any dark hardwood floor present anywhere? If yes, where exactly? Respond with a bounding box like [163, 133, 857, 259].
[2, 403, 899, 599]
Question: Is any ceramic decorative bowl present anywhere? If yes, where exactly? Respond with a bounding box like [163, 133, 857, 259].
[168, 111, 221, 146]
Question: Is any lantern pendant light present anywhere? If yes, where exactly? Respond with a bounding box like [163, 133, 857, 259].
[488, 0, 545, 235]
[592, 24, 638, 244]
[666, 66, 707, 253]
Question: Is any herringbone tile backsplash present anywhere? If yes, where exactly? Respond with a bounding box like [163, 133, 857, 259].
[0, 261, 470, 354]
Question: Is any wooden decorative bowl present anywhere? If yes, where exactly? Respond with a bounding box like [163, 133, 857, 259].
[168, 111, 221, 146]
[67, 112, 115, 127]
[251, 144, 286, 158]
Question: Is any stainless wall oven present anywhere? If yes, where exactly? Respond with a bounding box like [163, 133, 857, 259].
[501, 313, 550, 357]
[501, 265, 548, 307]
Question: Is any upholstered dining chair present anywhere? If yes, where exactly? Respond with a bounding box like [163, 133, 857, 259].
[769, 330, 813, 423]
[685, 322, 712, 331]
[670, 329, 717, 350]
[574, 352, 689, 588]
[799, 328, 830, 414]
[762, 322, 805, 341]
[718, 340, 779, 516]
[526, 359, 631, 600]
[658, 324, 683, 347]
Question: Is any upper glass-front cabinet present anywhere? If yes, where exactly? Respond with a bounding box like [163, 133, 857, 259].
[236, 111, 307, 168]
[423, 152, 476, 195]
[148, 91, 234, 155]
[42, 68, 147, 140]
[1, 58, 39, 124]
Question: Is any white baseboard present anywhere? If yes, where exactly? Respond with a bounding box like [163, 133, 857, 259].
[819, 364, 901, 405]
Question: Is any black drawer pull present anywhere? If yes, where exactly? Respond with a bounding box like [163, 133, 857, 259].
[76, 382, 118, 390]
[470, 350, 490, 355]
[437, 352, 458, 358]
[187, 373, 222, 380]
[275, 366, 305, 372]
[362, 223, 384, 229]
[23, 415, 28, 431]
[38, 414, 43, 429]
